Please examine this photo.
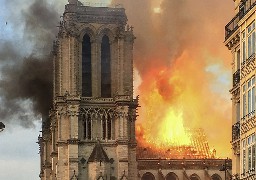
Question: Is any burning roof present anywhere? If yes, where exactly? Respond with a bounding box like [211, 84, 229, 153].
[137, 127, 216, 159]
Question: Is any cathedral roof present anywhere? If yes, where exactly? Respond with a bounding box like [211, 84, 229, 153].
[88, 141, 110, 163]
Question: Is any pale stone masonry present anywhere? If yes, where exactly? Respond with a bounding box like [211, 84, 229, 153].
[38, 1, 231, 180]
[38, 0, 138, 179]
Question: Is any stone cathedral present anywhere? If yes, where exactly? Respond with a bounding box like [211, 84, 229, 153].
[38, 0, 138, 179]
[38, 1, 230, 180]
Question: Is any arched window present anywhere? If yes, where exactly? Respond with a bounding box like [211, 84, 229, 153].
[165, 172, 178, 180]
[84, 114, 92, 140]
[190, 174, 200, 180]
[82, 34, 92, 97]
[102, 114, 112, 140]
[87, 115, 91, 139]
[101, 35, 111, 97]
[102, 115, 106, 140]
[84, 116, 87, 139]
[211, 174, 222, 180]
[141, 172, 155, 180]
[107, 114, 112, 139]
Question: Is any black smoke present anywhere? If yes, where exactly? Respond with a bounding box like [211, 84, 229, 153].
[0, 0, 61, 128]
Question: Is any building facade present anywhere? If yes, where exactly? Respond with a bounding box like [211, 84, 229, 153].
[38, 0, 138, 179]
[137, 159, 230, 180]
[225, 0, 256, 179]
[38, 1, 230, 179]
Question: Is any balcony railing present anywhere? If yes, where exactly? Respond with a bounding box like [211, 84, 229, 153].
[233, 69, 240, 87]
[239, 0, 256, 18]
[225, 0, 256, 40]
[225, 14, 239, 40]
[232, 121, 240, 142]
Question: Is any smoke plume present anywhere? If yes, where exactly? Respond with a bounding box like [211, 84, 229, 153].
[0, 0, 63, 128]
[111, 0, 234, 157]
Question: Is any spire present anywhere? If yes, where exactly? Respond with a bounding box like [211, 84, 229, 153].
[88, 141, 110, 163]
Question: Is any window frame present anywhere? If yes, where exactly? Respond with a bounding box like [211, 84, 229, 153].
[242, 31, 246, 64]
[247, 21, 255, 58]
[247, 77, 255, 116]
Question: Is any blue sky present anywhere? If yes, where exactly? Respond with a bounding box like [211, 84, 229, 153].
[0, 1, 40, 179]
[0, 123, 41, 179]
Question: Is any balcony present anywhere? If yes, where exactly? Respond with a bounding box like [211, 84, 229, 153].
[233, 69, 240, 87]
[225, 14, 239, 40]
[232, 121, 240, 142]
[239, 0, 256, 18]
[225, 0, 256, 40]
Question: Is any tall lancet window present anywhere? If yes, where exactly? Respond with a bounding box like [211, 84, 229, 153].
[101, 35, 111, 97]
[84, 114, 92, 140]
[107, 114, 112, 140]
[82, 34, 92, 97]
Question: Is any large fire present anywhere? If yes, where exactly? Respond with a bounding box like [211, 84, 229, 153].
[111, 0, 234, 157]
[135, 60, 217, 159]
[137, 71, 191, 147]
[136, 125, 215, 159]
[135, 51, 230, 158]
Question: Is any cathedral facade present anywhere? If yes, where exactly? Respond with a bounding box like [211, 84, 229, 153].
[38, 1, 229, 179]
[38, 0, 137, 179]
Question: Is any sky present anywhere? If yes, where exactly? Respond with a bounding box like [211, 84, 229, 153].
[0, 1, 40, 179]
[0, 0, 235, 179]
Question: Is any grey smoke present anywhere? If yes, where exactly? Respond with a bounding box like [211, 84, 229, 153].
[111, 0, 234, 76]
[0, 0, 62, 128]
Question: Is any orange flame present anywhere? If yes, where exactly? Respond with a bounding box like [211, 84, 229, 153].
[136, 51, 231, 158]
[111, 0, 234, 158]
[139, 77, 191, 147]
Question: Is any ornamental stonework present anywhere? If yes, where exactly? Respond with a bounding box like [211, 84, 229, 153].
[241, 115, 256, 134]
[241, 54, 256, 79]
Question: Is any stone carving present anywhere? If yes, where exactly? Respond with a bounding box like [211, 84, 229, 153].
[96, 25, 116, 43]
[241, 115, 256, 134]
[241, 54, 255, 79]
[68, 139, 80, 145]
[128, 108, 137, 122]
[80, 107, 116, 119]
[230, 87, 240, 103]
[232, 140, 240, 155]
[115, 95, 131, 101]
[67, 105, 80, 116]
[77, 24, 97, 42]
[56, 106, 67, 116]
[225, 33, 240, 50]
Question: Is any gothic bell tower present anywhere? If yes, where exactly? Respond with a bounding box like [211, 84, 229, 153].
[38, 0, 138, 180]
